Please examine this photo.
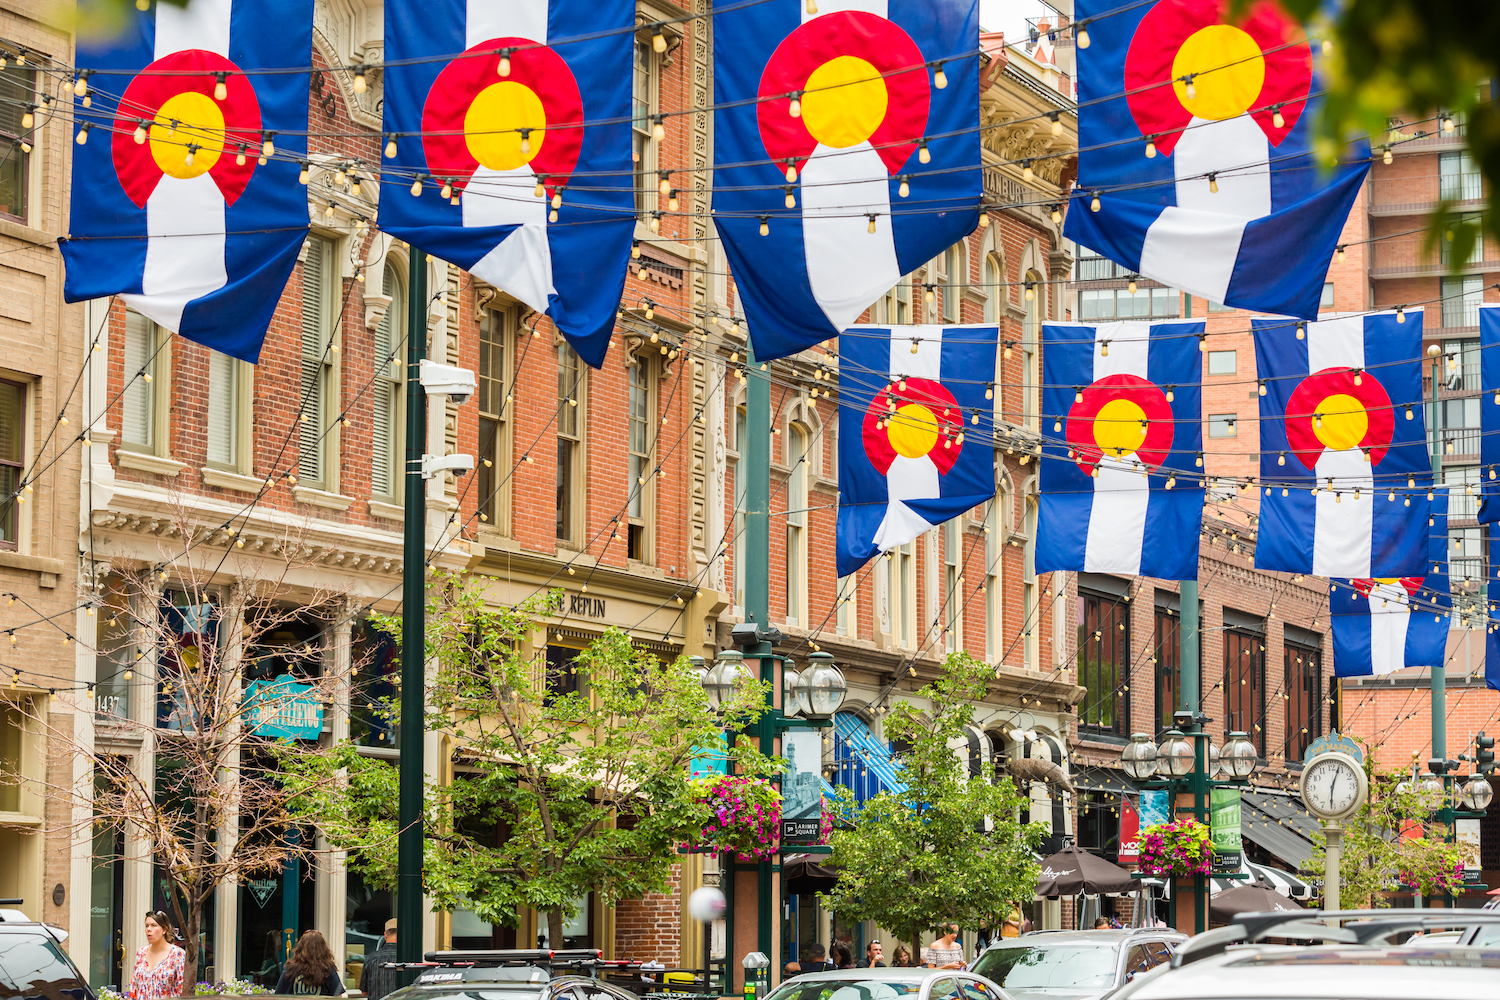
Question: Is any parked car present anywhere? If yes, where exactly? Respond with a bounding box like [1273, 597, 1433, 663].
[968, 929, 1187, 1000]
[0, 904, 94, 1000]
[1455, 895, 1500, 947]
[377, 949, 713, 1000]
[1107, 908, 1500, 1000]
[766, 968, 1015, 1000]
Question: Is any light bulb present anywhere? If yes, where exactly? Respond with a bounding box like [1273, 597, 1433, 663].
[76, 124, 90, 145]
[1396, 306, 1405, 323]
[1185, 78, 1197, 100]
[808, 0, 818, 11]
[1051, 115, 1062, 136]
[933, 63, 949, 88]
[214, 73, 228, 100]
[411, 176, 423, 196]
[1023, 161, 1034, 182]
[1051, 205, 1062, 224]
[552, 192, 563, 210]
[299, 162, 310, 184]
[133, 122, 147, 144]
[1075, 389, 1084, 403]
[1296, 322, 1306, 339]
[520, 132, 531, 155]
[918, 139, 930, 164]
[1145, 138, 1156, 158]
[440, 179, 453, 200]
[498, 51, 512, 77]
[653, 27, 667, 53]
[979, 212, 990, 228]
[653, 118, 665, 141]
[551, 208, 559, 223]
[1278, 452, 1285, 465]
[1208, 174, 1219, 194]
[867, 214, 878, 234]
[384, 135, 397, 158]
[354, 70, 367, 94]
[759, 217, 769, 236]
[1383, 147, 1393, 165]
[235, 149, 246, 166]
[1077, 25, 1090, 48]
[1127, 277, 1137, 294]
[1272, 108, 1285, 129]
[789, 95, 802, 118]
[1101, 341, 1109, 357]
[785, 164, 798, 183]
[351, 176, 362, 197]
[334, 168, 347, 186]
[785, 187, 797, 208]
[1354, 371, 1362, 386]
[184, 146, 197, 167]
[1336, 246, 1345, 263]
[74, 74, 87, 97]
[1091, 192, 1101, 212]
[898, 179, 909, 198]
[21, 109, 32, 130]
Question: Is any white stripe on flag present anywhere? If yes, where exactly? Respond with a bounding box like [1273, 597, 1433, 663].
[1307, 314, 1366, 370]
[872, 326, 945, 551]
[1084, 322, 1151, 574]
[889, 325, 943, 379]
[465, 164, 555, 315]
[804, 0, 887, 23]
[468, 0, 549, 46]
[123, 174, 229, 333]
[1368, 583, 1412, 676]
[1172, 115, 1271, 219]
[802, 141, 900, 333]
[155, 0, 231, 57]
[1312, 448, 1374, 577]
[1138, 207, 1246, 306]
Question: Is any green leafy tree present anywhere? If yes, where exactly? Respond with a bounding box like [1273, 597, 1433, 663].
[827, 653, 1046, 955]
[1305, 746, 1478, 907]
[282, 576, 772, 948]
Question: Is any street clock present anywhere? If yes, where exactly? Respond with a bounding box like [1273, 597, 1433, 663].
[1299, 750, 1368, 822]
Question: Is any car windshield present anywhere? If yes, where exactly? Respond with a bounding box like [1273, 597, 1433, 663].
[970, 946, 1119, 991]
[766, 978, 925, 1000]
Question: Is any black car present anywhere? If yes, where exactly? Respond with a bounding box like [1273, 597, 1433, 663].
[0, 903, 95, 1000]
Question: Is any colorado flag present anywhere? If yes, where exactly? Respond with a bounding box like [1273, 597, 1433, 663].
[1253, 311, 1431, 578]
[836, 325, 996, 577]
[714, 0, 980, 361]
[61, 0, 312, 363]
[1064, 0, 1367, 320]
[1487, 531, 1500, 691]
[1478, 304, 1500, 523]
[380, 0, 634, 367]
[1035, 319, 1205, 580]
[1331, 489, 1450, 677]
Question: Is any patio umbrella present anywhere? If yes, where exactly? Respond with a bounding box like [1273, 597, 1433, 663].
[783, 854, 840, 894]
[1036, 845, 1137, 896]
[1210, 880, 1305, 922]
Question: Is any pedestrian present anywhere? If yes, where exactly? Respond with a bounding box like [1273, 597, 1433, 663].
[890, 946, 914, 968]
[128, 911, 185, 1000]
[832, 943, 854, 969]
[274, 929, 345, 996]
[798, 942, 833, 974]
[359, 919, 401, 1000]
[1093, 917, 1111, 930]
[858, 941, 886, 968]
[1001, 904, 1023, 939]
[922, 924, 965, 969]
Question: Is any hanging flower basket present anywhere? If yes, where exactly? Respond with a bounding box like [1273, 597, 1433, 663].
[1137, 819, 1212, 877]
[1400, 843, 1470, 896]
[696, 774, 782, 861]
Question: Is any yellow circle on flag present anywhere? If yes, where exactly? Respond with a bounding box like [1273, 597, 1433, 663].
[889, 403, 940, 458]
[1170, 25, 1266, 121]
[465, 82, 548, 170]
[1093, 398, 1150, 456]
[802, 55, 888, 148]
[150, 91, 226, 179]
[1314, 393, 1368, 451]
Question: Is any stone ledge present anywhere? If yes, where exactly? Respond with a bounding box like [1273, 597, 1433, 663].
[0, 551, 64, 576]
[368, 499, 405, 521]
[199, 467, 263, 494]
[292, 486, 355, 511]
[115, 451, 187, 477]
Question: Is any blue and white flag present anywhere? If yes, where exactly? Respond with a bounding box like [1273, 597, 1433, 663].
[381, 0, 633, 367]
[1332, 489, 1450, 677]
[714, 0, 980, 361]
[1478, 304, 1500, 523]
[1253, 311, 1431, 578]
[1487, 531, 1500, 691]
[61, 0, 312, 363]
[1035, 320, 1205, 580]
[836, 325, 996, 577]
[1064, 0, 1367, 321]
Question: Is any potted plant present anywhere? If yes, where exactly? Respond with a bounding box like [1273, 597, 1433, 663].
[1138, 819, 1213, 877]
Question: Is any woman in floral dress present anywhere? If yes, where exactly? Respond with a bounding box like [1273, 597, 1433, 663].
[128, 911, 184, 1000]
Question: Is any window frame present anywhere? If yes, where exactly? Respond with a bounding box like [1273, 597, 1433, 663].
[887, 541, 916, 647]
[942, 245, 962, 323]
[1077, 589, 1129, 735]
[785, 422, 809, 626]
[119, 308, 171, 458]
[943, 518, 962, 652]
[1223, 627, 1266, 756]
[984, 499, 1002, 661]
[732, 401, 747, 610]
[556, 342, 585, 545]
[0, 62, 36, 225]
[205, 349, 252, 475]
[626, 358, 655, 563]
[631, 36, 659, 222]
[477, 305, 513, 533]
[1283, 642, 1322, 762]
[1154, 605, 1180, 731]
[370, 259, 407, 503]
[1206, 351, 1237, 375]
[1022, 270, 1043, 432]
[297, 235, 339, 491]
[1207, 413, 1238, 438]
[983, 252, 1002, 324]
[0, 376, 26, 552]
[835, 574, 856, 637]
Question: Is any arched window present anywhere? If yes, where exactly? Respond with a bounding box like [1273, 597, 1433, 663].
[372, 260, 406, 501]
[1022, 268, 1043, 431]
[786, 423, 809, 625]
[943, 244, 963, 323]
[733, 401, 747, 609]
[983, 253, 1002, 323]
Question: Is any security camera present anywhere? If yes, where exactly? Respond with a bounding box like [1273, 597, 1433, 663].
[418, 359, 477, 404]
[421, 453, 475, 479]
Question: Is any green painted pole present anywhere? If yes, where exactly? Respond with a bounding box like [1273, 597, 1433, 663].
[744, 345, 775, 975]
[397, 248, 429, 967]
[1429, 354, 1445, 766]
[1181, 293, 1207, 933]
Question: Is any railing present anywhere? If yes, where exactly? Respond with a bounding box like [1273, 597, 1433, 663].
[1450, 556, 1483, 582]
[1370, 238, 1499, 277]
[1076, 256, 1129, 281]
[1370, 174, 1485, 215]
[1392, 125, 1468, 152]
[1449, 490, 1480, 521]
[1441, 427, 1481, 457]
[1439, 298, 1482, 330]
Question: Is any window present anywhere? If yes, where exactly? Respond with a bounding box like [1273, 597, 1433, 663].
[632, 39, 657, 220]
[943, 519, 962, 652]
[733, 404, 747, 608]
[121, 309, 165, 453]
[627, 361, 652, 561]
[1078, 287, 1180, 320]
[942, 245, 961, 323]
[298, 236, 336, 488]
[836, 575, 856, 636]
[1284, 643, 1321, 761]
[1441, 212, 1485, 267]
[557, 344, 583, 543]
[1450, 523, 1483, 584]
[786, 423, 808, 625]
[371, 261, 405, 500]
[0, 63, 35, 222]
[0, 379, 22, 550]
[1207, 351, 1237, 375]
[1154, 605, 1179, 731]
[1022, 494, 1038, 669]
[877, 275, 912, 325]
[984, 500, 1001, 661]
[477, 308, 509, 530]
[1439, 151, 1482, 202]
[1022, 270, 1042, 431]
[1445, 464, 1480, 521]
[983, 253, 1002, 323]
[1440, 396, 1480, 456]
[1223, 628, 1265, 755]
[1207, 413, 1238, 438]
[1441, 276, 1483, 329]
[206, 349, 245, 471]
[887, 541, 915, 647]
[1077, 591, 1128, 734]
[1320, 282, 1335, 309]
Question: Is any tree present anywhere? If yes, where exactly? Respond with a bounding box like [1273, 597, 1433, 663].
[284, 576, 772, 949]
[1305, 745, 1477, 907]
[11, 504, 356, 994]
[827, 653, 1046, 955]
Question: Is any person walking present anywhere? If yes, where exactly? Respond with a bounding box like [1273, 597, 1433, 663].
[359, 919, 401, 1000]
[274, 930, 345, 996]
[922, 925, 965, 970]
[858, 941, 886, 968]
[128, 911, 184, 1000]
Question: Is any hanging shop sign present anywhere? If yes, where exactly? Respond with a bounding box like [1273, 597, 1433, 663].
[244, 673, 324, 741]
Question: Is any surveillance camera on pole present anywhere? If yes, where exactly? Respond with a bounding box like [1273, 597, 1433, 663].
[418, 359, 477, 404]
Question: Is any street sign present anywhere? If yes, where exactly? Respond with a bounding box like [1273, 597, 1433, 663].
[1304, 732, 1364, 763]
[1118, 796, 1141, 863]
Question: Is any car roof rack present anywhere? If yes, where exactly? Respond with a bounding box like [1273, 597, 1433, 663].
[390, 950, 621, 979]
[1171, 909, 1500, 969]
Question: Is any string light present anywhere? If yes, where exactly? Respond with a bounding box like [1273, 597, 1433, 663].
[759, 216, 770, 237]
[214, 71, 228, 100]
[353, 67, 367, 94]
[918, 139, 931, 164]
[75, 123, 90, 145]
[1090, 191, 1101, 212]
[789, 92, 802, 118]
[384, 134, 398, 158]
[932, 61, 948, 89]
[1076, 23, 1090, 48]
[498, 48, 513, 77]
[1144, 136, 1156, 158]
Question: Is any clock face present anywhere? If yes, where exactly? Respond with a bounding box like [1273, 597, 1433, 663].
[1303, 756, 1362, 817]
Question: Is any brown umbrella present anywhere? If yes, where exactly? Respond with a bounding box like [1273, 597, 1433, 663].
[1035, 844, 1137, 897]
[1210, 881, 1304, 923]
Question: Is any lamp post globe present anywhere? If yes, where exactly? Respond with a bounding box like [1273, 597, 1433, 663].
[1207, 741, 1222, 779]
[1120, 733, 1159, 781]
[1157, 730, 1195, 777]
[1462, 775, 1494, 812]
[782, 667, 801, 716]
[797, 652, 848, 717]
[705, 649, 751, 710]
[1419, 774, 1445, 797]
[1223, 732, 1258, 779]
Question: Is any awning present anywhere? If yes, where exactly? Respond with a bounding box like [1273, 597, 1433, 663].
[833, 713, 908, 794]
[1240, 792, 1319, 870]
[1210, 860, 1313, 901]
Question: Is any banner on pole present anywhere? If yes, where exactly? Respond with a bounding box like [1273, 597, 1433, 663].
[1210, 787, 1242, 867]
[781, 728, 824, 843]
